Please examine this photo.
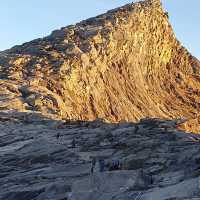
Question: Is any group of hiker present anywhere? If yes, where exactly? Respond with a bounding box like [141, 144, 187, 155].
[56, 135, 122, 173]
[91, 157, 122, 174]
[56, 134, 154, 188]
[90, 157, 154, 187]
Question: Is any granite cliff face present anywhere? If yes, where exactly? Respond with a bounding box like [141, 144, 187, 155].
[0, 0, 200, 132]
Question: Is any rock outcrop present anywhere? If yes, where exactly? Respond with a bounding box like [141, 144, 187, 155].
[0, 0, 199, 132]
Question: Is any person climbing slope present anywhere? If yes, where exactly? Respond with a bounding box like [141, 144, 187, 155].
[99, 158, 105, 172]
[71, 138, 76, 148]
[91, 157, 96, 174]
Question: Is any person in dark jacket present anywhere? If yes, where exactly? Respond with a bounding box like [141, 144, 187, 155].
[56, 132, 60, 140]
[109, 159, 121, 171]
[91, 157, 96, 174]
[71, 138, 76, 148]
[99, 159, 105, 172]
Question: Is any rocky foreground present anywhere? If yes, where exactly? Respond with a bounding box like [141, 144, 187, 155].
[1, 110, 200, 200]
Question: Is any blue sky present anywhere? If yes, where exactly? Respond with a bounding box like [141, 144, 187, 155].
[0, 0, 199, 59]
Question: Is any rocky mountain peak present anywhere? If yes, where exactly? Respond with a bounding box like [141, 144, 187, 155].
[1, 1, 200, 200]
[0, 0, 200, 132]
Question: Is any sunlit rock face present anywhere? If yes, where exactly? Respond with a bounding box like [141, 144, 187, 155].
[0, 0, 200, 131]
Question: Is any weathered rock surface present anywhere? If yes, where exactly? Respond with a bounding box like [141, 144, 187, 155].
[1, 0, 200, 199]
[1, 111, 200, 200]
[0, 0, 199, 132]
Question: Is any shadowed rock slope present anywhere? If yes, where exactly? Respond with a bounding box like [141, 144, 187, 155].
[0, 0, 200, 131]
[1, 111, 200, 200]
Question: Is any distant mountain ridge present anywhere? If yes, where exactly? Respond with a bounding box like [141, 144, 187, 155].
[0, 0, 200, 132]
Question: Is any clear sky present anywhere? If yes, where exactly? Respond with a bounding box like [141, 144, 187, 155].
[0, 0, 199, 59]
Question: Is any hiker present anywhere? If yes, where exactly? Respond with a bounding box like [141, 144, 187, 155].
[139, 169, 154, 187]
[119, 160, 122, 170]
[109, 159, 121, 171]
[99, 159, 105, 172]
[109, 160, 115, 171]
[113, 160, 119, 170]
[91, 157, 96, 174]
[144, 173, 154, 186]
[56, 132, 60, 140]
[116, 159, 122, 170]
[150, 174, 153, 185]
[106, 161, 111, 171]
[71, 138, 76, 148]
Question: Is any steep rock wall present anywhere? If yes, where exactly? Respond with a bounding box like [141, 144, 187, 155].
[0, 0, 200, 131]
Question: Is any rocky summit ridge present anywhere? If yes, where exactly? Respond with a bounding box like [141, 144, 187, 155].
[1, 0, 200, 200]
[0, 0, 200, 132]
